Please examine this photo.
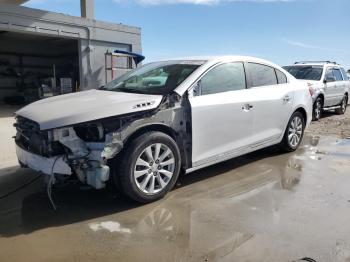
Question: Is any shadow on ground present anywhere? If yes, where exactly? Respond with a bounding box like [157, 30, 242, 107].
[0, 145, 283, 238]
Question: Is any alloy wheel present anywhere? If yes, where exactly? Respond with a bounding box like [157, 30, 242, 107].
[288, 116, 303, 148]
[134, 143, 175, 194]
[314, 100, 322, 119]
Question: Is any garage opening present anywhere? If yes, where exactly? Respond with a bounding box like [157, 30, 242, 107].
[0, 31, 79, 105]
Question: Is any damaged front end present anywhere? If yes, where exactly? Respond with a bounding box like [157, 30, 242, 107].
[15, 113, 135, 189]
[14, 92, 192, 191]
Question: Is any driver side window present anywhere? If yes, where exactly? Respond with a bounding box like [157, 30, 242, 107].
[199, 62, 246, 96]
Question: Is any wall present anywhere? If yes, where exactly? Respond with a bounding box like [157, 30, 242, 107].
[0, 3, 142, 92]
[79, 39, 131, 90]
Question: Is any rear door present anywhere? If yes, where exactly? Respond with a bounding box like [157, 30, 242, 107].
[333, 67, 346, 103]
[245, 63, 294, 145]
[189, 62, 253, 167]
[341, 67, 350, 95]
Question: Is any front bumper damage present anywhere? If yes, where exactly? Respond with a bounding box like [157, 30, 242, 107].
[52, 127, 111, 189]
[15, 122, 119, 190]
[16, 145, 71, 175]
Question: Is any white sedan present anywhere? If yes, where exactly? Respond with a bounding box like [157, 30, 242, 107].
[15, 56, 312, 203]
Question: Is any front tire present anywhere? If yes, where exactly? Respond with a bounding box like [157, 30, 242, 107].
[312, 97, 323, 121]
[115, 132, 181, 203]
[335, 95, 348, 115]
[280, 111, 305, 152]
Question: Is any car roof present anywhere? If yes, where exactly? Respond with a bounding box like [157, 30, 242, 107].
[171, 55, 290, 96]
[286, 62, 343, 68]
[157, 55, 285, 72]
[158, 55, 273, 64]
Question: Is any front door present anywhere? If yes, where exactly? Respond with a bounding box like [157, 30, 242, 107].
[189, 62, 253, 167]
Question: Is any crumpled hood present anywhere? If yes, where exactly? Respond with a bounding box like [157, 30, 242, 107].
[16, 90, 163, 130]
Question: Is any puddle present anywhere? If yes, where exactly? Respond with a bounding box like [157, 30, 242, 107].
[89, 221, 131, 234]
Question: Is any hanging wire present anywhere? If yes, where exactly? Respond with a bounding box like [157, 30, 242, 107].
[47, 156, 61, 211]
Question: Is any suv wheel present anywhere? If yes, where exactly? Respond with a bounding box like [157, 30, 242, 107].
[280, 111, 305, 152]
[115, 131, 181, 203]
[335, 95, 348, 115]
[312, 97, 323, 121]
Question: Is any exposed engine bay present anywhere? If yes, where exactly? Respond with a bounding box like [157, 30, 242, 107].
[14, 93, 192, 190]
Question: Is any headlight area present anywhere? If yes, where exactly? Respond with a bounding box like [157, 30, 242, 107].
[51, 123, 117, 190]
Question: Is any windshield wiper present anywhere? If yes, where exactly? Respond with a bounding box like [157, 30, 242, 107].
[115, 87, 144, 94]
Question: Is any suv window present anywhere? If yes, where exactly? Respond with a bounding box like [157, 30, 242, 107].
[333, 68, 344, 81]
[247, 63, 277, 87]
[200, 62, 246, 95]
[325, 68, 335, 81]
[283, 66, 323, 81]
[275, 69, 288, 84]
[341, 68, 349, 80]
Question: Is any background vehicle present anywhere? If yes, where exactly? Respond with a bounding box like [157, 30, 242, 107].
[15, 56, 312, 203]
[283, 61, 349, 121]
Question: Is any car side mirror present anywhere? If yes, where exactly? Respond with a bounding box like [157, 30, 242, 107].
[324, 76, 335, 84]
[192, 80, 202, 97]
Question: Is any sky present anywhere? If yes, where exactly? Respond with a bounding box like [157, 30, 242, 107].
[25, 0, 350, 69]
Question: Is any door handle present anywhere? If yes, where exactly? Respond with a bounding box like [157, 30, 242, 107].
[283, 95, 291, 102]
[242, 104, 253, 111]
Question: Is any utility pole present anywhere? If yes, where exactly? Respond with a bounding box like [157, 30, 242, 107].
[80, 0, 94, 19]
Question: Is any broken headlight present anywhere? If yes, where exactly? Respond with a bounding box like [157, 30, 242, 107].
[74, 123, 104, 142]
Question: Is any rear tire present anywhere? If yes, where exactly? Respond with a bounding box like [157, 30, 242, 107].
[335, 95, 348, 115]
[114, 131, 181, 203]
[280, 111, 305, 152]
[312, 97, 323, 121]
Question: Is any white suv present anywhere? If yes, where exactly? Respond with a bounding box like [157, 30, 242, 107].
[283, 61, 349, 120]
[15, 56, 312, 203]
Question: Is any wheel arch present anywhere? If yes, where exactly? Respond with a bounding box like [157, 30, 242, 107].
[294, 107, 308, 125]
[316, 93, 325, 104]
[124, 123, 177, 147]
[122, 123, 189, 170]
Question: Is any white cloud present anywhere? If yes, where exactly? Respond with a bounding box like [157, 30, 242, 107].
[114, 0, 294, 5]
[283, 40, 323, 50]
[283, 39, 342, 52]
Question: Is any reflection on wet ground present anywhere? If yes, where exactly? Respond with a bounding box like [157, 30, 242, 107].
[1, 136, 350, 262]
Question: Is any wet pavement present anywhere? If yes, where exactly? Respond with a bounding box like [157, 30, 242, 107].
[1, 136, 350, 262]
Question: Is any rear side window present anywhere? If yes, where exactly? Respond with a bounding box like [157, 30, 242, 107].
[333, 68, 344, 81]
[275, 69, 288, 84]
[247, 63, 277, 87]
[200, 62, 246, 95]
[341, 68, 349, 80]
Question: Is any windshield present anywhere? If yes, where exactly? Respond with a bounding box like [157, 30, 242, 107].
[101, 61, 203, 95]
[283, 66, 324, 81]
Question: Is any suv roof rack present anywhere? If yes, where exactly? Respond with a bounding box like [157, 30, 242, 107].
[294, 61, 338, 65]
